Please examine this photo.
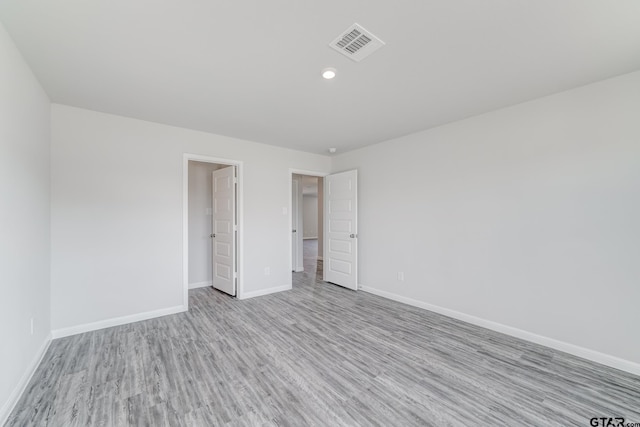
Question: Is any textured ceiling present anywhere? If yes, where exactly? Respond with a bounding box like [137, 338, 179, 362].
[1, 0, 639, 154]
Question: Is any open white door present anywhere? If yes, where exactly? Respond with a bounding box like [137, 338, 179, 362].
[324, 170, 358, 290]
[292, 179, 298, 271]
[212, 166, 236, 296]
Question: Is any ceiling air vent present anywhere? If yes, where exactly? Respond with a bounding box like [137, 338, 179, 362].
[329, 23, 385, 62]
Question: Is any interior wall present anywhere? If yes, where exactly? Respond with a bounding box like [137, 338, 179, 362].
[332, 70, 640, 367]
[51, 105, 330, 331]
[303, 194, 318, 239]
[0, 23, 51, 421]
[188, 161, 224, 288]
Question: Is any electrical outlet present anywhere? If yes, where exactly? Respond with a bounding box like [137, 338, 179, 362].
[264, 267, 270, 276]
[397, 272, 404, 281]
[30, 318, 34, 335]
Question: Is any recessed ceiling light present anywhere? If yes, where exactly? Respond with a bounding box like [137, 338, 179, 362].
[328, 148, 337, 153]
[322, 68, 336, 80]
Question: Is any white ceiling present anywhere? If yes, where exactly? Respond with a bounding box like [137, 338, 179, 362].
[1, 1, 639, 154]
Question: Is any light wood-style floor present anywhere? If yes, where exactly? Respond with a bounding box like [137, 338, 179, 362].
[6, 240, 640, 426]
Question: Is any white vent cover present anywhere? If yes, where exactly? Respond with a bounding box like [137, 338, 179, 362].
[329, 23, 385, 62]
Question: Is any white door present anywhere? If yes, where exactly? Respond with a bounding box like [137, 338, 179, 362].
[291, 178, 304, 272]
[212, 166, 236, 296]
[324, 170, 358, 290]
[292, 179, 299, 271]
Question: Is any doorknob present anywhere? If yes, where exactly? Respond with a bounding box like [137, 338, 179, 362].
[350, 233, 357, 238]
[293, 229, 297, 233]
[210, 233, 216, 238]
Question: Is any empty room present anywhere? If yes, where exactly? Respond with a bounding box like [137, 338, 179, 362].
[1, 1, 639, 426]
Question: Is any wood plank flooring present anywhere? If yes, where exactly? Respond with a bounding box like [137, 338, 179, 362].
[6, 243, 640, 426]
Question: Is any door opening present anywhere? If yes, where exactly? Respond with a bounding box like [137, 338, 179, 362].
[184, 155, 243, 307]
[290, 170, 328, 286]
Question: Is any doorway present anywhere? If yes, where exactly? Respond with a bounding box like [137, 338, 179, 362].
[291, 170, 326, 284]
[183, 154, 243, 308]
[291, 169, 359, 291]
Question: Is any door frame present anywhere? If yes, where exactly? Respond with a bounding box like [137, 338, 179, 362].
[184, 154, 244, 308]
[289, 169, 328, 274]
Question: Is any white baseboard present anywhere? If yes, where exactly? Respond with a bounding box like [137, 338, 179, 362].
[239, 285, 291, 300]
[360, 285, 640, 377]
[51, 305, 187, 339]
[189, 281, 211, 290]
[0, 332, 52, 426]
[303, 236, 318, 240]
[317, 256, 323, 261]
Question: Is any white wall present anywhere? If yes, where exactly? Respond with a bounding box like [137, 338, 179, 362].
[303, 194, 318, 239]
[188, 161, 224, 288]
[0, 23, 51, 422]
[332, 71, 640, 370]
[51, 105, 330, 331]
